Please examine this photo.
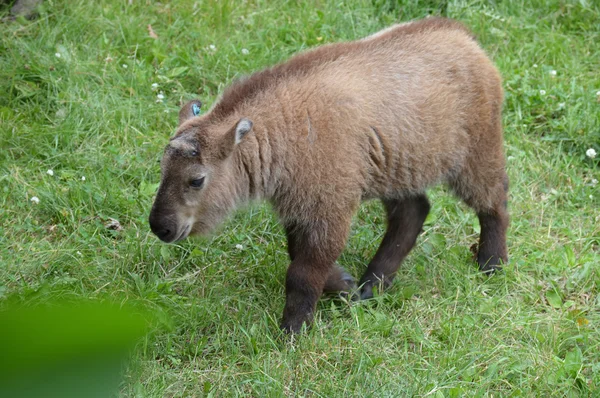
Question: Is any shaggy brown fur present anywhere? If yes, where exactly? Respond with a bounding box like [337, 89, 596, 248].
[149, 17, 509, 333]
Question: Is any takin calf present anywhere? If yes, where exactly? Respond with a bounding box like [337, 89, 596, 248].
[149, 17, 509, 333]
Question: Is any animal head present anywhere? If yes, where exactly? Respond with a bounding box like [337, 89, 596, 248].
[149, 100, 254, 242]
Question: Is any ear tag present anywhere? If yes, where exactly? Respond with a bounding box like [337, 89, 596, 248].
[192, 103, 201, 116]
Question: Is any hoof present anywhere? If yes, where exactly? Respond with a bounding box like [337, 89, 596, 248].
[359, 286, 374, 300]
[340, 269, 356, 290]
[479, 263, 503, 274]
[356, 278, 387, 301]
[324, 264, 356, 293]
[477, 253, 507, 274]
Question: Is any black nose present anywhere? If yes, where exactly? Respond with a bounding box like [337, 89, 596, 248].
[149, 211, 177, 242]
[154, 227, 172, 241]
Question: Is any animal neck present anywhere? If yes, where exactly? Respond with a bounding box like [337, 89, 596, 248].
[233, 123, 277, 203]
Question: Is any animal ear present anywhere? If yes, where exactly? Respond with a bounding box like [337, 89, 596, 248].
[219, 118, 254, 158]
[179, 100, 202, 125]
[233, 118, 253, 144]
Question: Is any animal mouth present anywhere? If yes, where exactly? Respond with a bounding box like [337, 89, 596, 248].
[173, 224, 192, 242]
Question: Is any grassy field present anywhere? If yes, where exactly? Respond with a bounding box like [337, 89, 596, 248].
[1, 0, 599, 396]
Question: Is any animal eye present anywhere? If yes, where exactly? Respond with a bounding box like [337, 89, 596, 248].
[191, 150, 198, 157]
[190, 177, 205, 188]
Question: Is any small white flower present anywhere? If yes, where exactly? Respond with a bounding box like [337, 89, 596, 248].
[549, 70, 557, 76]
[586, 148, 597, 159]
[596, 90, 600, 96]
[156, 92, 165, 100]
[209, 44, 216, 51]
[591, 179, 598, 186]
[235, 244, 244, 250]
[163, 109, 169, 113]
[47, 169, 54, 176]
[122, 64, 128, 69]
[507, 156, 515, 161]
[539, 90, 546, 96]
[77, 251, 83, 256]
[81, 176, 86, 181]
[151, 83, 159, 90]
[558, 102, 565, 109]
[55, 52, 61, 58]
[533, 64, 538, 68]
[241, 48, 250, 55]
[30, 196, 40, 204]
[590, 195, 594, 200]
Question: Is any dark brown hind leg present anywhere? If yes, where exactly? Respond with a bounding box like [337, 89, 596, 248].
[475, 174, 509, 272]
[358, 195, 430, 300]
[451, 168, 509, 273]
[285, 223, 355, 294]
[477, 210, 508, 272]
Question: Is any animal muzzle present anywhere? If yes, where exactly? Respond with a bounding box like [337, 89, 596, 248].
[148, 208, 180, 243]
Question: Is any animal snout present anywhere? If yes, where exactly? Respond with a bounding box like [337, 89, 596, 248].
[149, 211, 178, 243]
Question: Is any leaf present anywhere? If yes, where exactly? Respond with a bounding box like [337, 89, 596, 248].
[546, 289, 563, 309]
[472, 218, 481, 234]
[203, 381, 212, 394]
[151, 46, 167, 63]
[14, 81, 40, 98]
[448, 387, 464, 398]
[428, 233, 447, 248]
[564, 347, 583, 377]
[0, 302, 149, 398]
[160, 246, 171, 262]
[563, 245, 576, 267]
[0, 106, 15, 119]
[563, 300, 575, 308]
[490, 27, 506, 38]
[139, 181, 159, 197]
[168, 67, 189, 78]
[401, 285, 417, 299]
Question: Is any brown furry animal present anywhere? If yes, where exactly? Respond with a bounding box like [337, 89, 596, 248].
[149, 17, 509, 333]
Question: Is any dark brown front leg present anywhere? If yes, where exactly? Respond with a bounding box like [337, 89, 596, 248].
[359, 195, 430, 299]
[281, 258, 327, 333]
[285, 223, 355, 295]
[281, 219, 350, 333]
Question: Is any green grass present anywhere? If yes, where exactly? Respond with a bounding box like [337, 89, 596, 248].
[1, 0, 599, 396]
